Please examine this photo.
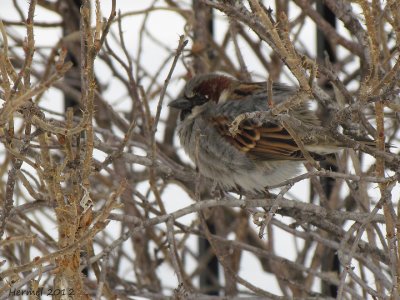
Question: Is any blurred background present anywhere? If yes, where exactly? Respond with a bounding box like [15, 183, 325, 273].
[0, 1, 399, 299]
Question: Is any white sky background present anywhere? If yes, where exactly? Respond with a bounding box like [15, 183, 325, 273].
[1, 0, 398, 298]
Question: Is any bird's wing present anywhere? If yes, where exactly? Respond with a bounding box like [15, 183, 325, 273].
[211, 116, 319, 161]
[210, 81, 322, 161]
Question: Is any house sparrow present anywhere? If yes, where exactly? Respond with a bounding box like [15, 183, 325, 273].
[168, 73, 342, 193]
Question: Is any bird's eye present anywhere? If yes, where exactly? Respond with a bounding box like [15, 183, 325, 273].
[193, 93, 209, 106]
[184, 91, 209, 106]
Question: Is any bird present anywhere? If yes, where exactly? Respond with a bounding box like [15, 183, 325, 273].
[168, 73, 353, 193]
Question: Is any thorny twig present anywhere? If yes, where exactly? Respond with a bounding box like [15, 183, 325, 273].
[0, 1, 399, 298]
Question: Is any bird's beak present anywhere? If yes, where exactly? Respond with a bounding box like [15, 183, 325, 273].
[168, 98, 192, 110]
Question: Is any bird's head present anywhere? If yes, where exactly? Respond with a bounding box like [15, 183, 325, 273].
[169, 73, 235, 120]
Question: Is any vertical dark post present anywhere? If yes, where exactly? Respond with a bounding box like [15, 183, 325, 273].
[199, 222, 219, 295]
[191, 0, 219, 295]
[192, 0, 214, 74]
[60, 0, 82, 112]
[316, 2, 339, 297]
[316, 2, 337, 64]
